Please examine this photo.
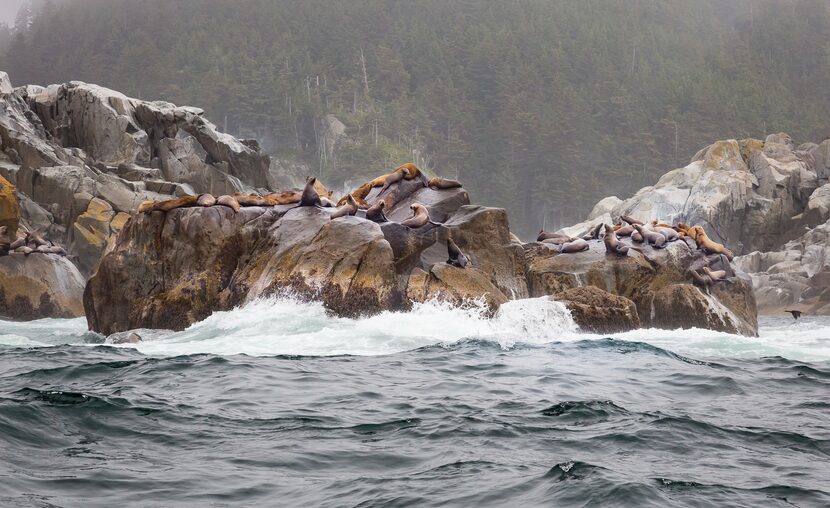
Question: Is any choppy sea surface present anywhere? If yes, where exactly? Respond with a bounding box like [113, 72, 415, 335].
[1, 297, 828, 507]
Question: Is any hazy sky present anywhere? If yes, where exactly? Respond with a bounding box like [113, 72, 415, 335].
[0, 0, 26, 27]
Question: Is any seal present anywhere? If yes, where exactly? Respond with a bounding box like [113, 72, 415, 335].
[615, 224, 635, 237]
[379, 168, 407, 195]
[688, 268, 713, 287]
[365, 199, 388, 223]
[298, 176, 323, 207]
[555, 238, 589, 253]
[537, 230, 570, 242]
[653, 226, 679, 242]
[694, 229, 734, 260]
[320, 197, 336, 208]
[633, 224, 666, 248]
[139, 195, 200, 213]
[603, 224, 629, 256]
[330, 194, 358, 219]
[582, 223, 603, 241]
[428, 177, 462, 190]
[215, 195, 241, 213]
[702, 266, 727, 281]
[197, 193, 217, 207]
[447, 238, 468, 268]
[25, 229, 49, 247]
[400, 203, 441, 228]
[0, 226, 10, 256]
[542, 236, 575, 245]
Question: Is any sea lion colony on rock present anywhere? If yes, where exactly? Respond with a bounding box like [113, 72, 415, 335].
[538, 216, 740, 286]
[0, 225, 67, 257]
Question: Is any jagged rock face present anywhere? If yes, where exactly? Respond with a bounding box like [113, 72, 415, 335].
[0, 254, 85, 320]
[524, 240, 757, 336]
[736, 219, 830, 315]
[552, 287, 640, 334]
[0, 174, 19, 235]
[0, 77, 274, 274]
[573, 137, 819, 255]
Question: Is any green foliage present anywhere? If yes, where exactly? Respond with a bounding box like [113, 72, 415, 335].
[4, 0, 830, 236]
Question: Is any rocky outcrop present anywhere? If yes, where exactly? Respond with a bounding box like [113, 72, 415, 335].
[0, 174, 18, 235]
[0, 75, 274, 278]
[0, 253, 85, 320]
[565, 135, 819, 255]
[552, 287, 640, 334]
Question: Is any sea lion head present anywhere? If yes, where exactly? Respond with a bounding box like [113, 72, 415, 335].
[378, 199, 385, 209]
[306, 176, 317, 185]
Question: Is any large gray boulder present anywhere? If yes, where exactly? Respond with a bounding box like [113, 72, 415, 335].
[0, 253, 86, 320]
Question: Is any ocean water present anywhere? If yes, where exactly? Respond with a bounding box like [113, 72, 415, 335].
[0, 297, 828, 507]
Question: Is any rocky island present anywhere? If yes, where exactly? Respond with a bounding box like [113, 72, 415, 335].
[3, 72, 828, 337]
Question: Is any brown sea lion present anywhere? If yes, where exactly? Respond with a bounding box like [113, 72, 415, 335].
[397, 163, 429, 186]
[216, 195, 241, 213]
[542, 236, 575, 245]
[365, 199, 388, 223]
[555, 238, 589, 254]
[694, 230, 733, 260]
[139, 195, 200, 213]
[702, 267, 727, 282]
[650, 220, 673, 229]
[330, 194, 358, 219]
[615, 224, 635, 237]
[320, 197, 336, 208]
[428, 177, 463, 190]
[684, 226, 705, 241]
[603, 224, 629, 256]
[197, 194, 217, 207]
[621, 215, 644, 226]
[379, 168, 407, 195]
[537, 230, 570, 242]
[400, 203, 441, 228]
[633, 225, 666, 248]
[447, 238, 468, 268]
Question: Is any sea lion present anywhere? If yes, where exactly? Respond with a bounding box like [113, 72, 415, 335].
[238, 191, 303, 206]
[9, 236, 25, 250]
[688, 268, 713, 287]
[365, 199, 388, 223]
[702, 267, 727, 282]
[17, 245, 34, 255]
[428, 177, 462, 190]
[654, 227, 680, 242]
[615, 224, 635, 237]
[320, 197, 336, 208]
[330, 194, 358, 219]
[631, 230, 644, 243]
[633, 224, 666, 248]
[0, 226, 10, 256]
[298, 176, 323, 207]
[447, 238, 468, 268]
[537, 230, 570, 242]
[694, 230, 734, 260]
[582, 223, 603, 241]
[379, 168, 407, 195]
[139, 195, 200, 213]
[197, 193, 217, 207]
[542, 236, 575, 245]
[25, 229, 49, 247]
[400, 203, 441, 228]
[555, 238, 589, 254]
[215, 195, 241, 213]
[650, 220, 673, 229]
[785, 310, 802, 320]
[621, 215, 644, 226]
[684, 225, 705, 241]
[603, 224, 629, 256]
[397, 163, 429, 186]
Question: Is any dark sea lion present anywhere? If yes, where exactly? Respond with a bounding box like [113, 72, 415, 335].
[785, 310, 802, 320]
[299, 176, 323, 207]
[555, 238, 589, 253]
[428, 177, 463, 190]
[330, 194, 358, 219]
[582, 223, 603, 241]
[633, 224, 666, 248]
[365, 199, 388, 223]
[621, 215, 644, 226]
[197, 193, 217, 207]
[400, 203, 441, 228]
[694, 230, 734, 260]
[603, 224, 629, 256]
[447, 238, 468, 268]
[216, 195, 241, 213]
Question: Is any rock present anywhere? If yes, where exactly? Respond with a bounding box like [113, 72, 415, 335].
[802, 183, 830, 227]
[524, 239, 758, 335]
[407, 264, 508, 312]
[0, 253, 85, 320]
[0, 72, 12, 94]
[70, 197, 116, 275]
[0, 174, 19, 236]
[587, 196, 622, 220]
[552, 286, 639, 334]
[811, 139, 830, 182]
[158, 133, 246, 195]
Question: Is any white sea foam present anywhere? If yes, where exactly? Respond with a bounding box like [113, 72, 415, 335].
[1, 298, 829, 362]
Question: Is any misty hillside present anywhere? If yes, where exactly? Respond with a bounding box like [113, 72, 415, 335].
[2, 0, 829, 235]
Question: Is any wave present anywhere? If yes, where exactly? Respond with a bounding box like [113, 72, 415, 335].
[2, 297, 829, 362]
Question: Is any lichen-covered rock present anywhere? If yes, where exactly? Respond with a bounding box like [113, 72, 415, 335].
[0, 174, 19, 236]
[552, 286, 640, 334]
[0, 253, 85, 320]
